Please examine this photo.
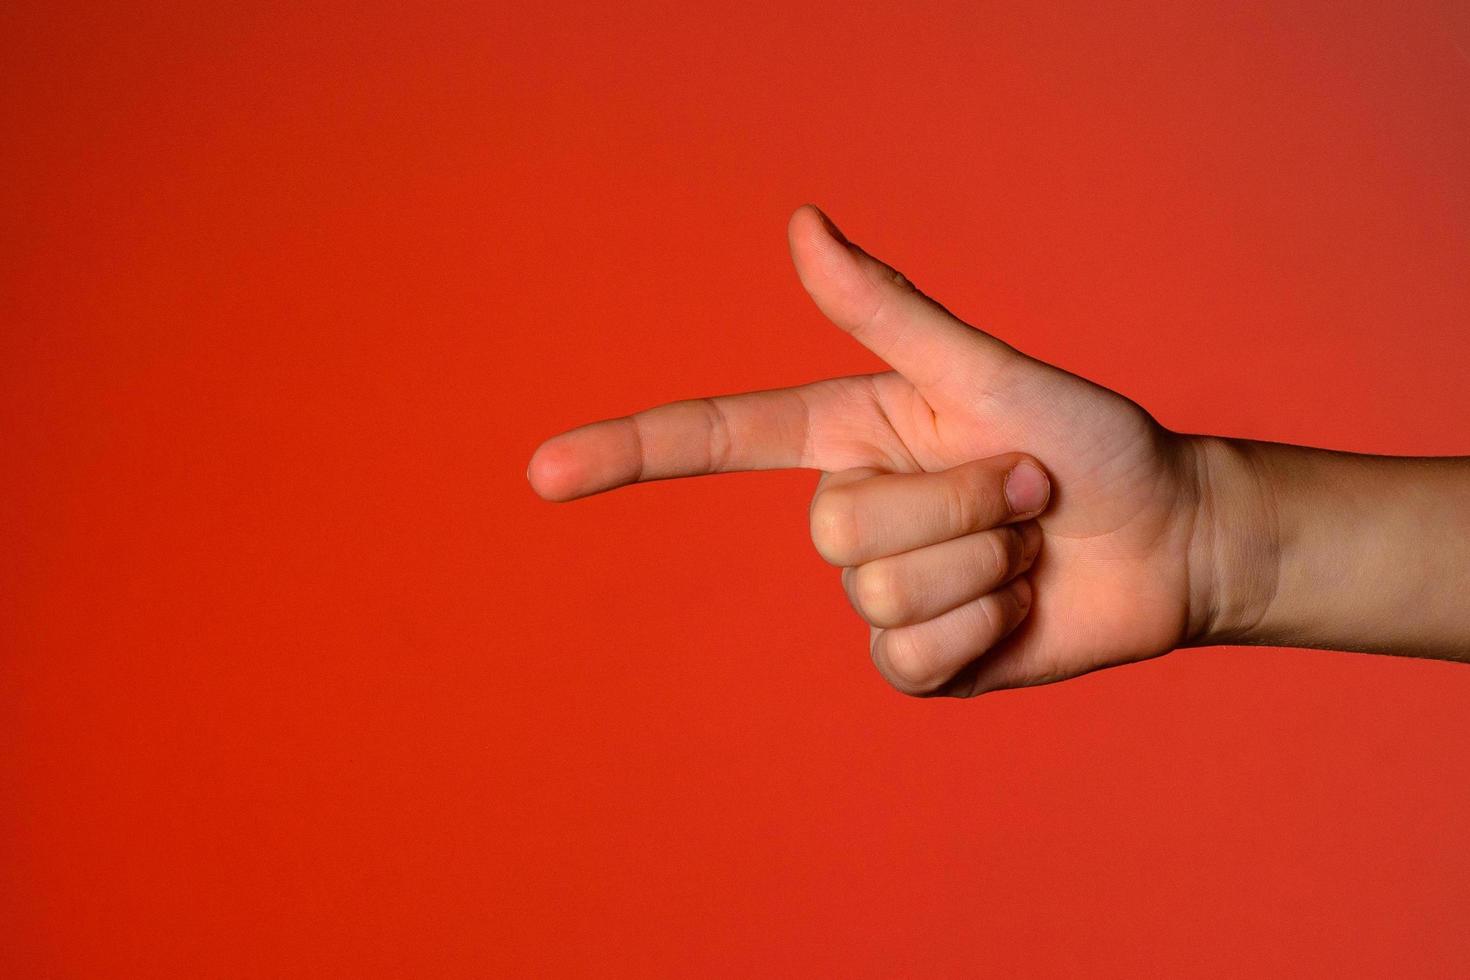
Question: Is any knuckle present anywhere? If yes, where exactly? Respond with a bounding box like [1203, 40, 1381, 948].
[947, 461, 994, 533]
[1010, 577, 1034, 618]
[877, 629, 944, 696]
[697, 398, 732, 472]
[975, 591, 1005, 640]
[985, 529, 1016, 579]
[809, 488, 859, 565]
[1004, 525, 1030, 569]
[942, 476, 978, 537]
[981, 580, 1030, 641]
[852, 562, 907, 627]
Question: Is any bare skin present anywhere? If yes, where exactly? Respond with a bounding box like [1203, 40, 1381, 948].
[528, 205, 1470, 697]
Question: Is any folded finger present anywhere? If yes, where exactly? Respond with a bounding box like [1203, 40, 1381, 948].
[810, 454, 1050, 566]
[844, 520, 1041, 628]
[869, 577, 1034, 696]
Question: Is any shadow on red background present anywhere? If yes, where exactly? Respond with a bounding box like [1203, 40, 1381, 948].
[4, 1, 1469, 975]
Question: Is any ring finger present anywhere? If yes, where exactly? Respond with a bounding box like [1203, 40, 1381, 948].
[842, 520, 1041, 629]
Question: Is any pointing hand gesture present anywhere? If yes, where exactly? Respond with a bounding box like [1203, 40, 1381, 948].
[529, 205, 1230, 697]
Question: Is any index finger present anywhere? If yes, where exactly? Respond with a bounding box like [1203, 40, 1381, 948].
[527, 385, 816, 501]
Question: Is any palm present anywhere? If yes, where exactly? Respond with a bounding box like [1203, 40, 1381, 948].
[529, 206, 1201, 693]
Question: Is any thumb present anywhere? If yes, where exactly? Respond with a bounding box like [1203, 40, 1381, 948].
[788, 204, 1019, 393]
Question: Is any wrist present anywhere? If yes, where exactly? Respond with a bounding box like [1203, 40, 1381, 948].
[1181, 435, 1285, 648]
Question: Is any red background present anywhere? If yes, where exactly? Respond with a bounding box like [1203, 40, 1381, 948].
[5, 2, 1469, 976]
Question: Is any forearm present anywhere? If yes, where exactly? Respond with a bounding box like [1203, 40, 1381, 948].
[1187, 436, 1470, 661]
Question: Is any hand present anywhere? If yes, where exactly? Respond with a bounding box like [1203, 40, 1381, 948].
[813, 455, 1052, 696]
[528, 205, 1245, 697]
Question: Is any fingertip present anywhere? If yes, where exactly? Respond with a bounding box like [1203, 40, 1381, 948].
[528, 419, 644, 501]
[788, 204, 850, 268]
[526, 438, 578, 501]
[788, 203, 825, 242]
[1019, 520, 1043, 563]
[792, 202, 847, 243]
[527, 434, 610, 502]
[1011, 574, 1033, 612]
[788, 205, 882, 340]
[1003, 458, 1051, 517]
